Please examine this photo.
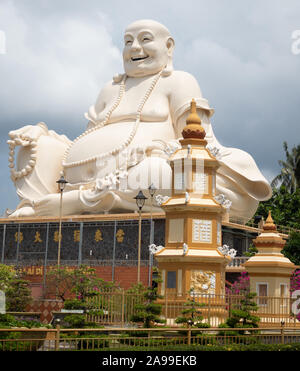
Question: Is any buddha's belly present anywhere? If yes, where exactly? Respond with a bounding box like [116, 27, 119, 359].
[64, 120, 175, 184]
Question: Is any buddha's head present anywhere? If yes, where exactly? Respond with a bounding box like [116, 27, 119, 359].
[123, 19, 174, 77]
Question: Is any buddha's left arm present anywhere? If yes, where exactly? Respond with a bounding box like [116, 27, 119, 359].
[169, 71, 214, 137]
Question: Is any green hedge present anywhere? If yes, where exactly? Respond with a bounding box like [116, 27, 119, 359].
[93, 342, 300, 352]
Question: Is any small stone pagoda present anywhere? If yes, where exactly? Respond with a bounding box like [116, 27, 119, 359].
[244, 211, 295, 298]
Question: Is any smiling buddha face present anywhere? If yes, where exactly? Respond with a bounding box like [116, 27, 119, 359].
[123, 19, 174, 77]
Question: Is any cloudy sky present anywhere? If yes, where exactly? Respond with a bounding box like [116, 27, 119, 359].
[0, 0, 299, 215]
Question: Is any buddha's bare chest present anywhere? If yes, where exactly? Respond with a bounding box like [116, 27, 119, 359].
[99, 82, 170, 122]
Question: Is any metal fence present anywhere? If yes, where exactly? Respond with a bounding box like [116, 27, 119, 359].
[162, 292, 300, 327]
[1, 326, 300, 351]
[75, 290, 300, 328]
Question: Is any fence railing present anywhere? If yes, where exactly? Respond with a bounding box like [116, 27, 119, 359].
[82, 290, 300, 328]
[1, 326, 300, 351]
[226, 256, 249, 268]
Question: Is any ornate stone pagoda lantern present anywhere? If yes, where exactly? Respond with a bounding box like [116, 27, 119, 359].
[154, 100, 233, 300]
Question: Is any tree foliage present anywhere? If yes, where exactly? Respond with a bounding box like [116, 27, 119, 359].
[281, 232, 300, 266]
[255, 186, 300, 230]
[46, 266, 74, 302]
[0, 265, 16, 291]
[226, 292, 260, 330]
[223, 272, 260, 334]
[5, 279, 32, 312]
[175, 289, 208, 327]
[253, 185, 300, 265]
[226, 271, 250, 296]
[271, 141, 300, 193]
[46, 265, 115, 304]
[130, 270, 165, 328]
[0, 264, 32, 312]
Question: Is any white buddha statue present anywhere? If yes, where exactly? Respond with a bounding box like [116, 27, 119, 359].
[7, 19, 272, 221]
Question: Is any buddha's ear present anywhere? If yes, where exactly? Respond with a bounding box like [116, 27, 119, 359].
[166, 37, 175, 56]
[162, 37, 175, 77]
[113, 73, 126, 83]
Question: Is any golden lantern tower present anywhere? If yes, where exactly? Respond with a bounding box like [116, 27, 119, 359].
[155, 100, 231, 298]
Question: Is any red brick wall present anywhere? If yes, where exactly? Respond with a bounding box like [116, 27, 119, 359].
[93, 266, 150, 289]
[115, 267, 150, 289]
[23, 265, 152, 298]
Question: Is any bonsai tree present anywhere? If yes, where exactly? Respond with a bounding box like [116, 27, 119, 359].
[46, 266, 74, 302]
[5, 278, 32, 312]
[221, 272, 260, 335]
[226, 292, 260, 330]
[50, 265, 116, 329]
[130, 269, 165, 328]
[64, 265, 115, 313]
[175, 289, 208, 328]
[46, 265, 115, 310]
[0, 264, 16, 291]
[0, 264, 32, 312]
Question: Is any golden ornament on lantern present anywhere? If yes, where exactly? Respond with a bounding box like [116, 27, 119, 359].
[181, 99, 206, 140]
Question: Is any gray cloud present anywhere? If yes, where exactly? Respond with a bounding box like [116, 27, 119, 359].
[0, 0, 300, 214]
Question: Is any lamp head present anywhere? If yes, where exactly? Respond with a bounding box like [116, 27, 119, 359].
[148, 183, 157, 197]
[134, 190, 148, 210]
[56, 172, 68, 192]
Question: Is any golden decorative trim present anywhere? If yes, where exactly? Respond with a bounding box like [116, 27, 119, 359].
[247, 272, 293, 278]
[245, 261, 295, 268]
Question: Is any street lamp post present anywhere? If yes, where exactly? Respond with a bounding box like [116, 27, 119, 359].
[134, 190, 147, 283]
[148, 183, 157, 286]
[56, 172, 68, 268]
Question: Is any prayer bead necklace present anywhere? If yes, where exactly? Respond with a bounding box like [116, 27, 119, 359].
[62, 70, 163, 169]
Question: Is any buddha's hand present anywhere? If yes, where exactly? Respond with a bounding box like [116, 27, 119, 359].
[8, 122, 48, 147]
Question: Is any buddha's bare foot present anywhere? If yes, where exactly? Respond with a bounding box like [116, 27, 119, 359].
[9, 206, 35, 218]
[33, 190, 84, 216]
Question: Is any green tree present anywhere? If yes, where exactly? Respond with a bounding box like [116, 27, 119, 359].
[281, 231, 300, 266]
[0, 265, 16, 291]
[5, 278, 32, 312]
[255, 186, 300, 230]
[175, 289, 208, 327]
[0, 264, 32, 312]
[130, 270, 165, 328]
[227, 292, 259, 329]
[70, 265, 114, 303]
[244, 244, 258, 257]
[254, 186, 300, 263]
[271, 142, 300, 193]
[220, 292, 260, 335]
[46, 266, 74, 302]
[46, 265, 115, 306]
